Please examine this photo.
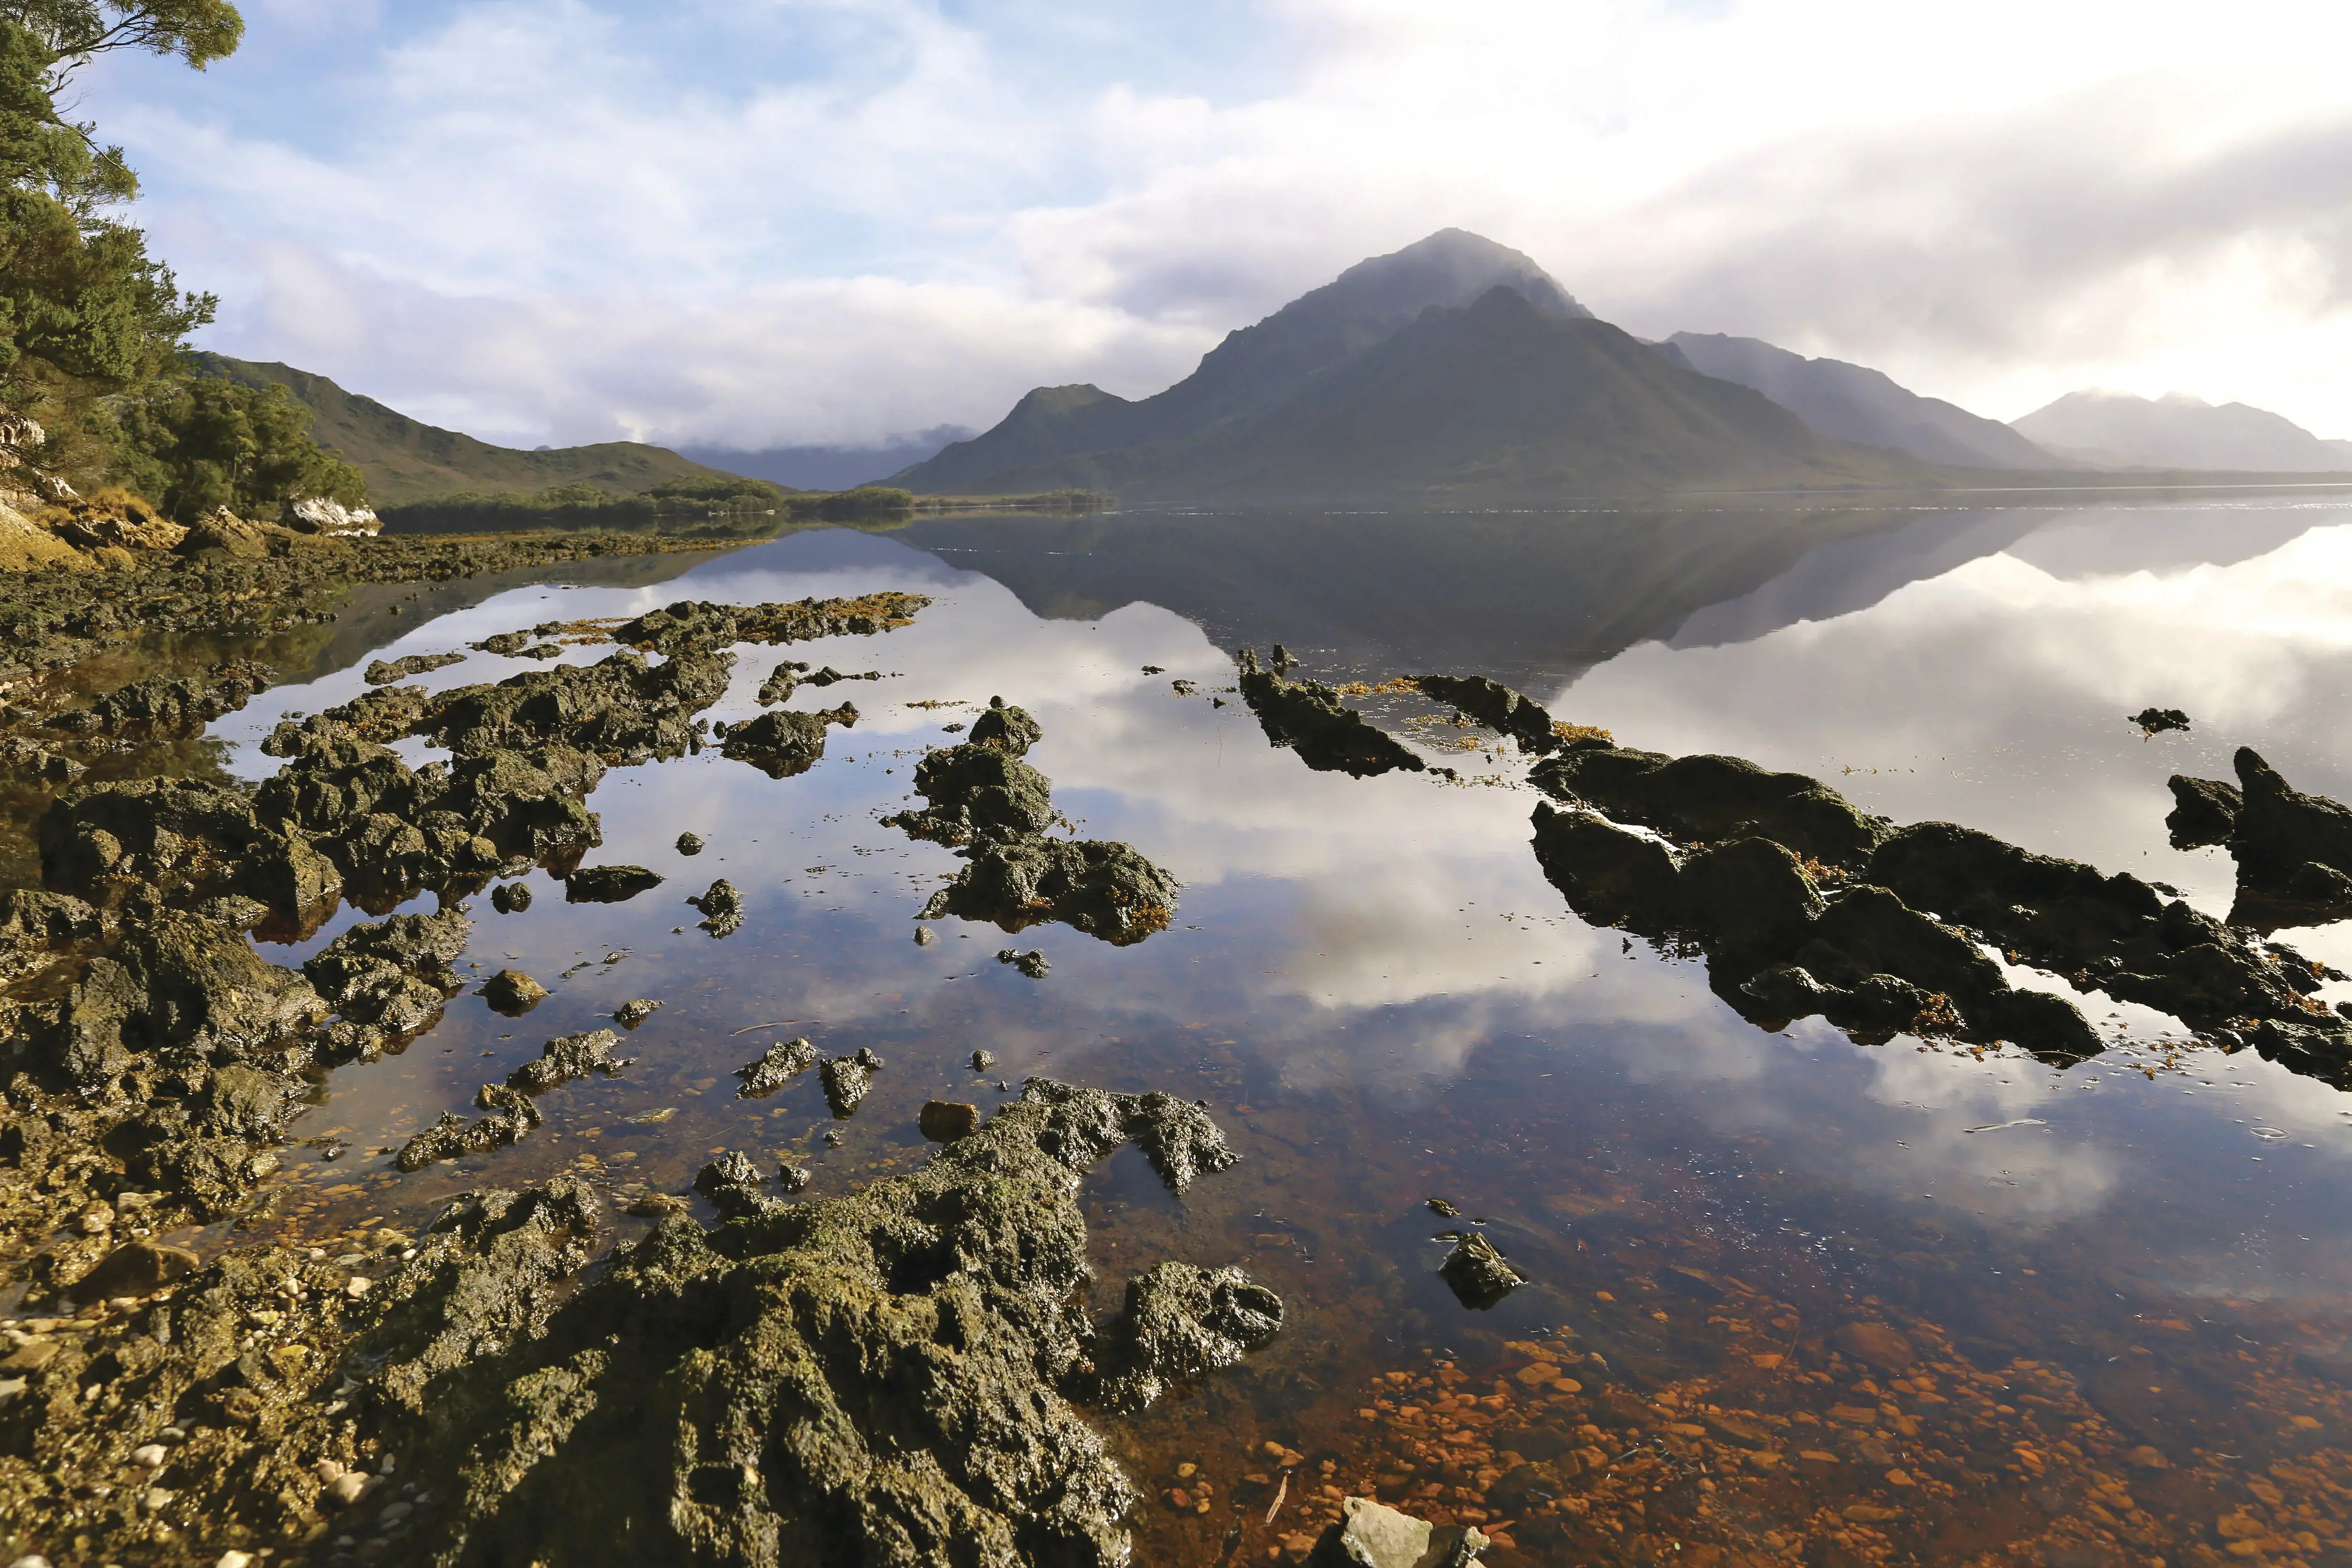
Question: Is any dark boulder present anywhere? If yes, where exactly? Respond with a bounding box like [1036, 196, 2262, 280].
[1237, 652, 1425, 778]
[1094, 1262, 1283, 1413]
[1532, 746, 1889, 870]
[921, 836, 1177, 946]
[717, 702, 856, 779]
[565, 864, 662, 903]
[968, 697, 1044, 758]
[1414, 674, 1558, 755]
[888, 743, 1057, 845]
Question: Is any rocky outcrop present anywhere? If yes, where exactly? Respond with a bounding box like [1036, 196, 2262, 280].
[1534, 744, 2352, 1074]
[1238, 649, 1424, 777]
[304, 908, 471, 1065]
[889, 711, 1181, 944]
[734, 1035, 818, 1098]
[1415, 674, 1558, 755]
[717, 701, 856, 778]
[613, 591, 928, 656]
[359, 1080, 1254, 1568]
[281, 495, 381, 536]
[969, 696, 1044, 757]
[2171, 748, 2352, 921]
[363, 650, 465, 684]
[1094, 1261, 1284, 1413]
[45, 661, 271, 736]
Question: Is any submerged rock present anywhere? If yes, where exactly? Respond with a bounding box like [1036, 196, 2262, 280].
[693, 1149, 770, 1219]
[303, 908, 471, 1063]
[1310, 1496, 1491, 1568]
[1095, 1261, 1283, 1413]
[1415, 673, 1558, 755]
[734, 1035, 818, 1098]
[45, 661, 272, 737]
[1237, 649, 1424, 777]
[565, 863, 662, 902]
[1439, 1232, 1524, 1310]
[918, 1099, 979, 1141]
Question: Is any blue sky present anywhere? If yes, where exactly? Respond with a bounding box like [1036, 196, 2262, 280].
[71, 0, 2352, 450]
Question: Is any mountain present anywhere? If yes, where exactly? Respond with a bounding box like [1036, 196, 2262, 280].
[676, 428, 972, 491]
[2010, 390, 2352, 472]
[894, 228, 1594, 496]
[906, 281, 1924, 503]
[191, 354, 753, 506]
[1666, 333, 2060, 469]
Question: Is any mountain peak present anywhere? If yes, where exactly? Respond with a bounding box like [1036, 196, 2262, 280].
[1303, 229, 1591, 328]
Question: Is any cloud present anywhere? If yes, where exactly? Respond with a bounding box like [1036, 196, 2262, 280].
[78, 0, 2352, 445]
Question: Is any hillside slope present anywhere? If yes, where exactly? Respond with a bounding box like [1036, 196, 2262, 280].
[191, 354, 750, 505]
[1667, 333, 2059, 469]
[2012, 390, 2352, 472]
[895, 228, 1590, 494]
[954, 287, 1927, 503]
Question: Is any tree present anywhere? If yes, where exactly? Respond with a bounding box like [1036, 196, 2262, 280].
[109, 375, 366, 521]
[0, 2, 242, 481]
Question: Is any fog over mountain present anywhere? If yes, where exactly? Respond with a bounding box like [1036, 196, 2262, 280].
[676, 431, 973, 492]
[2011, 391, 2352, 472]
[1665, 333, 2061, 469]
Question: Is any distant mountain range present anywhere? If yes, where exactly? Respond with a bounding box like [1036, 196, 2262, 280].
[2011, 390, 2352, 472]
[895, 230, 1921, 501]
[202, 229, 2352, 512]
[1661, 333, 2059, 469]
[191, 354, 756, 507]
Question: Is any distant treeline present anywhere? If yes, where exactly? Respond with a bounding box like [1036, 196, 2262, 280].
[380, 477, 920, 537]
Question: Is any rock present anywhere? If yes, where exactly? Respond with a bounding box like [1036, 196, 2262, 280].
[734, 1036, 818, 1098]
[68, 1237, 198, 1299]
[819, 1047, 884, 1117]
[1426, 1197, 1460, 1218]
[718, 702, 857, 778]
[481, 969, 548, 1015]
[1096, 1262, 1283, 1412]
[473, 631, 532, 655]
[914, 924, 936, 945]
[1830, 1322, 1917, 1372]
[45, 661, 272, 736]
[363, 650, 466, 684]
[1237, 651, 1425, 777]
[177, 507, 298, 559]
[612, 592, 929, 657]
[675, 831, 703, 855]
[614, 998, 661, 1028]
[1439, 1232, 1523, 1310]
[1531, 745, 1888, 870]
[280, 496, 381, 537]
[490, 880, 532, 914]
[969, 697, 1044, 757]
[926, 837, 1178, 947]
[1414, 674, 1558, 755]
[996, 947, 1049, 978]
[304, 909, 470, 1054]
[395, 1087, 542, 1171]
[43, 488, 186, 551]
[687, 877, 743, 936]
[777, 1160, 811, 1193]
[1308, 1495, 1489, 1567]
[918, 1100, 979, 1141]
[756, 659, 808, 705]
[565, 864, 662, 903]
[2132, 707, 2191, 736]
[0, 734, 84, 784]
[626, 1192, 689, 1218]
[886, 742, 1057, 844]
[0, 495, 85, 570]
[2221, 748, 2352, 911]
[506, 1029, 633, 1094]
[970, 1048, 995, 1072]
[693, 1150, 769, 1219]
[2166, 774, 2241, 849]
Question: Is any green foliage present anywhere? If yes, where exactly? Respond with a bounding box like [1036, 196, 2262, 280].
[804, 485, 914, 520]
[0, 3, 243, 481]
[107, 373, 367, 520]
[379, 477, 919, 538]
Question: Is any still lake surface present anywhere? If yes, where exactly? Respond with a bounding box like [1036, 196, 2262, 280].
[203, 498, 2352, 1564]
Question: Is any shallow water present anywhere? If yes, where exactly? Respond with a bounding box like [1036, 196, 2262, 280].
[177, 500, 2352, 1562]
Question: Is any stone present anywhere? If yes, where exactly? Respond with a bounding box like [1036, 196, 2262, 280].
[1414, 674, 1558, 755]
[1308, 1496, 1489, 1567]
[614, 998, 661, 1029]
[996, 947, 1050, 978]
[970, 1048, 995, 1072]
[820, 1047, 884, 1118]
[687, 877, 743, 936]
[281, 496, 381, 537]
[506, 1029, 633, 1094]
[968, 698, 1044, 758]
[885, 742, 1057, 844]
[718, 702, 856, 779]
[131, 1443, 168, 1468]
[675, 831, 704, 855]
[2132, 706, 2190, 736]
[564, 864, 662, 903]
[917, 1101, 979, 1141]
[1829, 1322, 1916, 1372]
[926, 837, 1177, 947]
[490, 880, 532, 914]
[1237, 652, 1424, 777]
[1096, 1261, 1283, 1413]
[914, 925, 936, 946]
[481, 969, 548, 1015]
[734, 1036, 818, 1099]
[1438, 1232, 1523, 1310]
[363, 651, 465, 686]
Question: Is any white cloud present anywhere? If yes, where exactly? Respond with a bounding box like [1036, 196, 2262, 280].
[84, 0, 2352, 445]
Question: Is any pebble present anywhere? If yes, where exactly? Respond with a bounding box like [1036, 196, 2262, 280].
[914, 926, 936, 946]
[328, 1471, 373, 1505]
[8, 1556, 53, 1568]
[970, 1049, 995, 1072]
[676, 832, 704, 855]
[345, 1276, 375, 1300]
[215, 1553, 254, 1568]
[131, 1443, 167, 1468]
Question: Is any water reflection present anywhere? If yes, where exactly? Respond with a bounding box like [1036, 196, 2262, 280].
[184, 498, 2352, 1564]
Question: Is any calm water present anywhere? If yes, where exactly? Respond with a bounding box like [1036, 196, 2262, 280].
[193, 499, 2352, 1564]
